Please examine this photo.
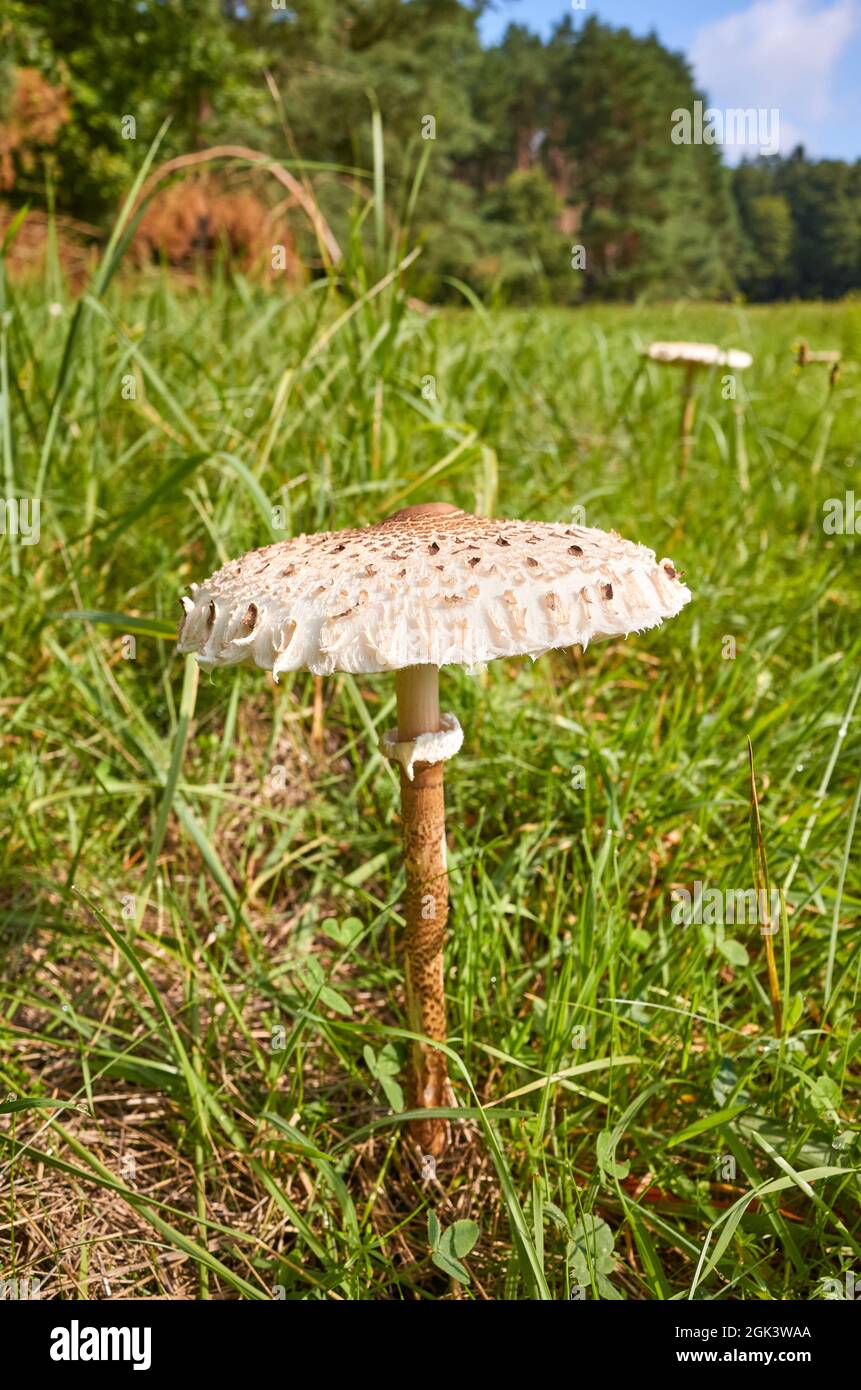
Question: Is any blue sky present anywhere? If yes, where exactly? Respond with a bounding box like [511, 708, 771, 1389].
[478, 0, 861, 160]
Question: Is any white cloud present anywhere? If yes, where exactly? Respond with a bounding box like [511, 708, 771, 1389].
[689, 0, 859, 155]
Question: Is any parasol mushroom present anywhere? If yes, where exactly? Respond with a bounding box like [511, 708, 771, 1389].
[177, 502, 692, 1156]
[795, 341, 841, 388]
[644, 341, 753, 473]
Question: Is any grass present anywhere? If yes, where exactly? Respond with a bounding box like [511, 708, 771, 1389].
[0, 222, 859, 1299]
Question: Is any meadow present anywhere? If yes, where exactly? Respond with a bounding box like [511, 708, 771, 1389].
[0, 233, 859, 1298]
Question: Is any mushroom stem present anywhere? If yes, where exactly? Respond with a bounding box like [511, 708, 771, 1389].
[680, 365, 697, 473]
[310, 673, 325, 758]
[395, 663, 452, 1157]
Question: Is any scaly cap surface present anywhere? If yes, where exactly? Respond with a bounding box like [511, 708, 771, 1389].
[177, 503, 692, 676]
[645, 341, 752, 370]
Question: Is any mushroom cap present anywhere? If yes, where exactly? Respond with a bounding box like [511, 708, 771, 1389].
[177, 503, 692, 677]
[645, 341, 753, 370]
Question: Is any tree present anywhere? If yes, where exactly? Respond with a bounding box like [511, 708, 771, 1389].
[733, 150, 861, 300]
[4, 1, 860, 303]
[8, 0, 265, 217]
[548, 17, 738, 299]
[478, 166, 579, 303]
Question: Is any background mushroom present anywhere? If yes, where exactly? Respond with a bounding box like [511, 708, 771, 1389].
[177, 502, 692, 1156]
[644, 340, 753, 472]
[795, 340, 841, 388]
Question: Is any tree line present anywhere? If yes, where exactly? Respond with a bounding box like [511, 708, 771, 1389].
[2, 0, 859, 302]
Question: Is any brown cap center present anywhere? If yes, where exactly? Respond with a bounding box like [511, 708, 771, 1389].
[381, 502, 464, 525]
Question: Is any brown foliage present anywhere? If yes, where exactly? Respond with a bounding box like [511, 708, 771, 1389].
[0, 206, 97, 285]
[133, 172, 301, 280]
[0, 68, 69, 191]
